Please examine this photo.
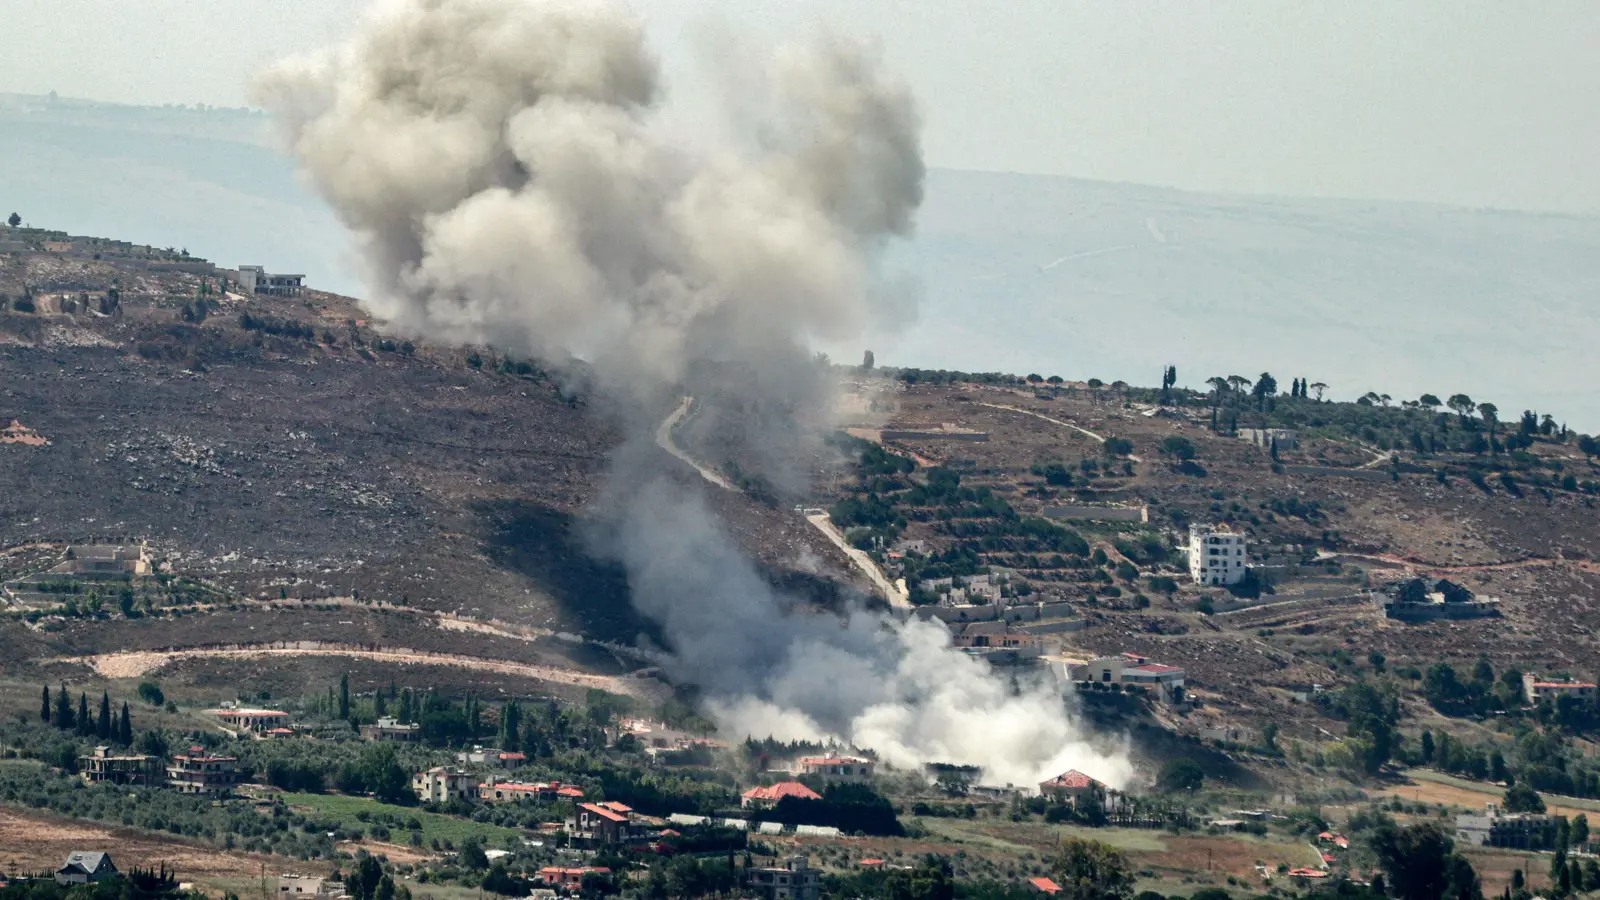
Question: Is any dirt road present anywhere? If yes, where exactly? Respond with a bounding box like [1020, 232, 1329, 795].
[977, 402, 1142, 461]
[657, 396, 736, 490]
[58, 643, 662, 698]
[805, 513, 911, 609]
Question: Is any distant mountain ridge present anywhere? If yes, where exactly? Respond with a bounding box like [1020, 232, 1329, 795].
[4, 94, 1598, 426]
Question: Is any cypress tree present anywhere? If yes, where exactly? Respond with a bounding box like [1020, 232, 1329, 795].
[338, 673, 350, 720]
[118, 702, 133, 746]
[399, 689, 413, 724]
[97, 691, 112, 740]
[375, 692, 387, 717]
[55, 684, 73, 730]
[41, 684, 50, 723]
[77, 693, 92, 737]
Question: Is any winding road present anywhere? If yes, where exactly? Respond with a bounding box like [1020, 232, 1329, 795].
[655, 396, 909, 609]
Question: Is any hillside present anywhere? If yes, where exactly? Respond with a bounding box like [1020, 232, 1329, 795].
[821, 374, 1600, 749]
[0, 236, 856, 674]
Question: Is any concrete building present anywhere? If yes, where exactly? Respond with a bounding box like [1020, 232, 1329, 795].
[359, 717, 421, 742]
[1378, 577, 1500, 621]
[535, 867, 610, 890]
[60, 544, 150, 576]
[741, 781, 821, 810]
[80, 745, 163, 786]
[798, 755, 874, 783]
[1456, 805, 1562, 849]
[568, 802, 635, 846]
[456, 748, 527, 769]
[412, 767, 476, 804]
[55, 851, 118, 886]
[478, 778, 584, 804]
[237, 265, 305, 297]
[212, 708, 290, 734]
[1188, 525, 1248, 586]
[1523, 673, 1597, 705]
[745, 856, 821, 900]
[1238, 428, 1298, 451]
[166, 746, 238, 795]
[278, 875, 333, 899]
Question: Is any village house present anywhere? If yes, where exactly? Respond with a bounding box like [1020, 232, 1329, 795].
[1522, 673, 1597, 705]
[1456, 804, 1563, 849]
[59, 544, 151, 577]
[55, 851, 118, 886]
[237, 265, 305, 297]
[166, 746, 239, 795]
[456, 748, 527, 769]
[535, 867, 610, 890]
[79, 745, 163, 786]
[1027, 877, 1062, 896]
[1187, 525, 1248, 586]
[741, 781, 822, 810]
[568, 802, 635, 846]
[412, 767, 476, 804]
[211, 707, 291, 734]
[478, 778, 585, 804]
[359, 717, 420, 742]
[744, 856, 821, 900]
[278, 875, 333, 899]
[1038, 770, 1107, 806]
[798, 755, 874, 784]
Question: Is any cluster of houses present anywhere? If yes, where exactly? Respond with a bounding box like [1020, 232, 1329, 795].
[1455, 803, 1570, 849]
[79, 744, 240, 795]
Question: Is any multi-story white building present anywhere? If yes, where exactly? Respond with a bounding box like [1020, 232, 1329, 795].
[1188, 525, 1248, 586]
[412, 767, 476, 804]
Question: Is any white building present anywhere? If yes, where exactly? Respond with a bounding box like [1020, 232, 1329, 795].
[1188, 525, 1248, 586]
[798, 755, 874, 783]
[412, 766, 476, 804]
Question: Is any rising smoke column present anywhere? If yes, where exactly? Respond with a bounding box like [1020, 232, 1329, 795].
[260, 0, 1131, 788]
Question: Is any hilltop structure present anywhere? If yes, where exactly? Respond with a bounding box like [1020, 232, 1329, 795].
[1377, 577, 1500, 621]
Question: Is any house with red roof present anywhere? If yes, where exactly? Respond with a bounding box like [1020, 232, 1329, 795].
[742, 781, 823, 809]
[1038, 769, 1105, 805]
[568, 802, 634, 846]
[480, 778, 586, 804]
[1027, 877, 1061, 895]
[536, 867, 611, 889]
[1523, 672, 1597, 704]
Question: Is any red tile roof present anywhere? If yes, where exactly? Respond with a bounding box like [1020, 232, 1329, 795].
[556, 786, 585, 797]
[1126, 663, 1184, 674]
[1289, 868, 1329, 878]
[1040, 769, 1102, 789]
[1028, 877, 1061, 894]
[743, 781, 823, 803]
[860, 859, 885, 867]
[579, 802, 629, 823]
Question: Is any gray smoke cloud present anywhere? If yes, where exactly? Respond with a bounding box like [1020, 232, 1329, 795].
[260, 0, 1131, 789]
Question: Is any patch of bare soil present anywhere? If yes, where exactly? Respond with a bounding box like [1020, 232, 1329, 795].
[0, 806, 306, 884]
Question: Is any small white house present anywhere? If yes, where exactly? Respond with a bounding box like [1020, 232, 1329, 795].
[1188, 525, 1248, 586]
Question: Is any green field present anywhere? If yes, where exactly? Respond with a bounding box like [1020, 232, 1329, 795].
[280, 792, 521, 847]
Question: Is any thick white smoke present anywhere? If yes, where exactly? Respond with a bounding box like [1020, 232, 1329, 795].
[260, 0, 1131, 788]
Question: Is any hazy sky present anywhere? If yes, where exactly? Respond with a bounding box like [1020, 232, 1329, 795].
[3, 0, 1598, 213]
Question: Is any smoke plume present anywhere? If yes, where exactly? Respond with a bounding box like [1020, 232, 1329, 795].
[261, 0, 1131, 788]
